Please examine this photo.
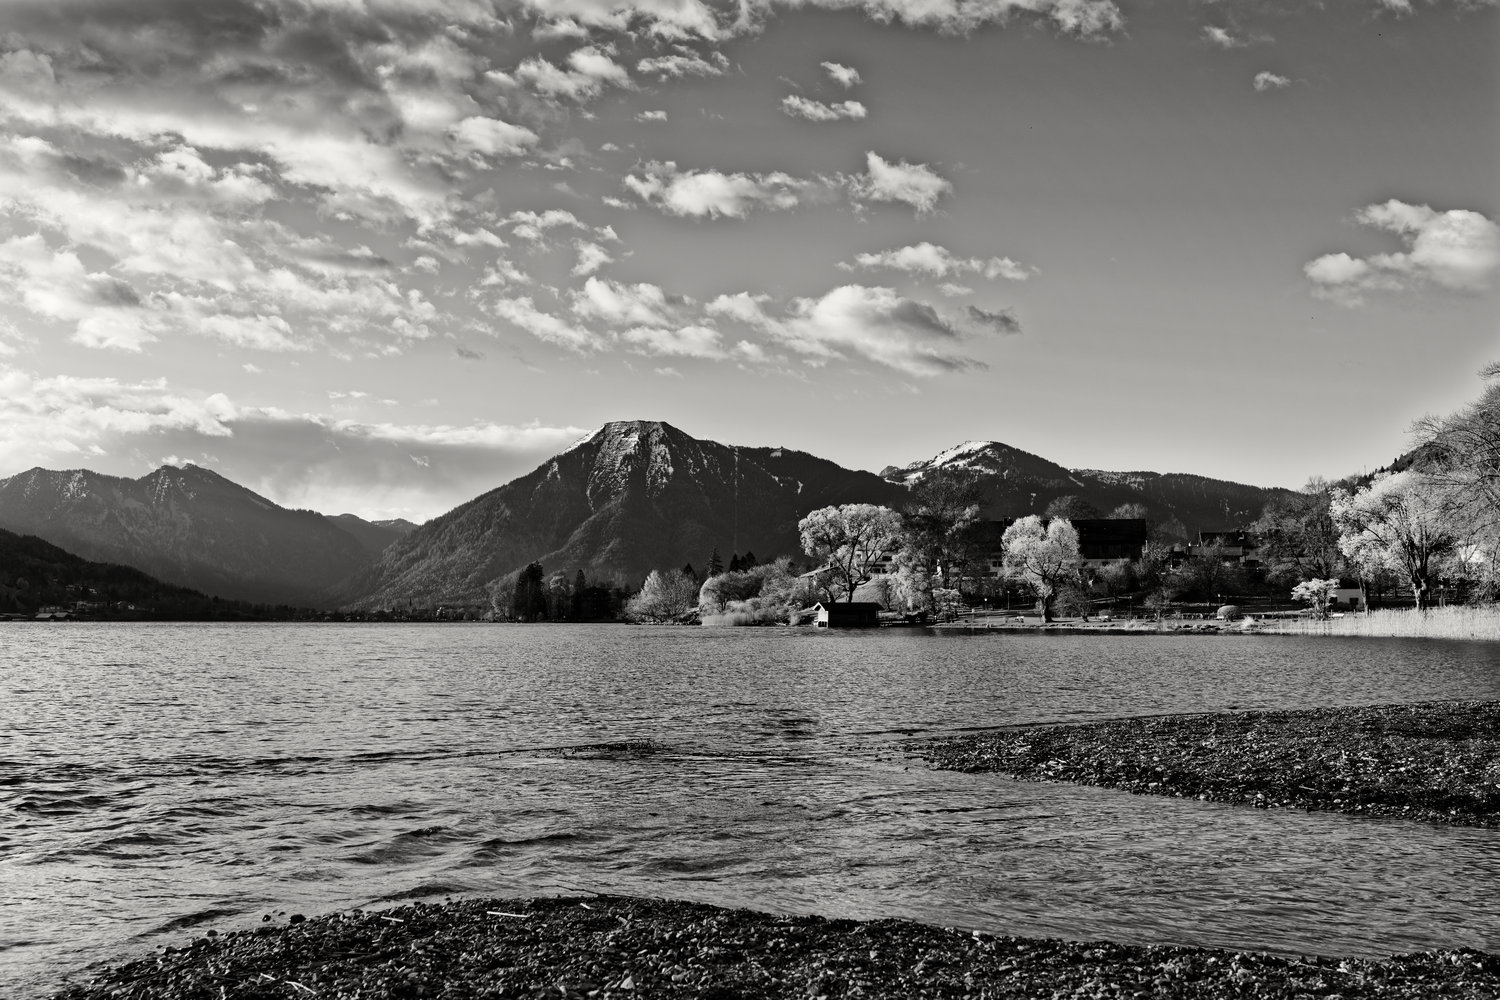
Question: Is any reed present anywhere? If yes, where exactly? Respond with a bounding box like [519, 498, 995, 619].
[1264, 605, 1500, 640]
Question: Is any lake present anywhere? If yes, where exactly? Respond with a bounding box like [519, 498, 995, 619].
[2, 623, 1498, 997]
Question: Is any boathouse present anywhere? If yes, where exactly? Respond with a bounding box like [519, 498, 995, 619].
[812, 601, 881, 628]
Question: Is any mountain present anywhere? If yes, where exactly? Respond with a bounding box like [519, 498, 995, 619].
[883, 440, 1292, 530]
[344, 420, 908, 609]
[0, 527, 213, 616]
[328, 513, 420, 555]
[0, 464, 373, 606]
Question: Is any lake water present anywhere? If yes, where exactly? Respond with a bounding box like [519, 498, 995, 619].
[2, 623, 1499, 997]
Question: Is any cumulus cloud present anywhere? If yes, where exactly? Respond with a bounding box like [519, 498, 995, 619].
[822, 62, 862, 87]
[572, 240, 615, 276]
[778, 285, 984, 375]
[450, 117, 541, 158]
[507, 209, 589, 241]
[620, 324, 726, 358]
[491, 296, 601, 351]
[786, 0, 1123, 36]
[708, 285, 987, 376]
[781, 95, 868, 121]
[636, 109, 670, 122]
[1253, 71, 1291, 91]
[846, 242, 1035, 281]
[1305, 200, 1500, 304]
[852, 152, 952, 213]
[515, 47, 633, 101]
[1203, 26, 1245, 48]
[572, 277, 687, 327]
[624, 161, 817, 218]
[637, 49, 729, 78]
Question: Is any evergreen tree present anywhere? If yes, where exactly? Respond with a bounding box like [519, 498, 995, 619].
[707, 547, 724, 576]
[571, 569, 587, 620]
[510, 562, 549, 621]
[728, 553, 743, 573]
[740, 551, 758, 570]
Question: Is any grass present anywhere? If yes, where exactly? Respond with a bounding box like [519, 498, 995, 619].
[1263, 605, 1500, 640]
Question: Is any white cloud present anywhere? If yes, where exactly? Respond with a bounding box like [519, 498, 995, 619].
[846, 242, 1035, 281]
[1203, 26, 1244, 48]
[620, 324, 726, 358]
[787, 0, 1123, 36]
[491, 296, 601, 351]
[624, 161, 816, 218]
[637, 49, 729, 78]
[450, 117, 541, 158]
[822, 62, 862, 87]
[573, 277, 684, 326]
[1305, 200, 1500, 304]
[705, 291, 775, 325]
[1253, 71, 1291, 92]
[507, 209, 588, 241]
[515, 47, 633, 101]
[775, 285, 984, 376]
[781, 95, 868, 121]
[572, 240, 615, 276]
[852, 152, 952, 213]
[636, 109, 670, 122]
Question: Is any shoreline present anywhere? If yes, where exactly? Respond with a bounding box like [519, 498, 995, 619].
[52, 894, 1500, 1000]
[913, 700, 1500, 828]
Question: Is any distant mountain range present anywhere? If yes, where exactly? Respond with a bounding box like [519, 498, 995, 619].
[0, 421, 1293, 609]
[0, 464, 414, 606]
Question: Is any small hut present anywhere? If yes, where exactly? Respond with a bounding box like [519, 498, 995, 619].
[812, 601, 881, 629]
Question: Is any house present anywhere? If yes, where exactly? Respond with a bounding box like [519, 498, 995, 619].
[812, 601, 882, 628]
[1328, 584, 1365, 611]
[1191, 530, 1262, 568]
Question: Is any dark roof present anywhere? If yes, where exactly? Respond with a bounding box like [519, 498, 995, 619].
[813, 601, 883, 611]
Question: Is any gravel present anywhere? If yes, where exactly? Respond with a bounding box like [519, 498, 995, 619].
[913, 700, 1500, 827]
[52, 894, 1500, 999]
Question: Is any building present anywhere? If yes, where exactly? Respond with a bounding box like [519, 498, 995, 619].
[1191, 530, 1262, 568]
[812, 601, 882, 628]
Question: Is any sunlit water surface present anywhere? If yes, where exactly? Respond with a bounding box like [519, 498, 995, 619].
[2, 623, 1498, 996]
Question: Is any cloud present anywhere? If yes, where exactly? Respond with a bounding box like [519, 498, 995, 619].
[620, 324, 726, 358]
[572, 240, 615, 276]
[573, 277, 686, 326]
[785, 0, 1123, 36]
[507, 209, 588, 241]
[1253, 71, 1291, 91]
[822, 62, 862, 87]
[450, 117, 541, 158]
[846, 242, 1035, 280]
[781, 95, 868, 121]
[455, 345, 486, 360]
[852, 152, 952, 213]
[966, 305, 1022, 334]
[1305, 200, 1500, 304]
[514, 47, 632, 101]
[636, 109, 670, 122]
[0, 364, 588, 519]
[776, 285, 985, 376]
[637, 49, 729, 78]
[624, 161, 817, 218]
[491, 296, 602, 351]
[1203, 26, 1245, 48]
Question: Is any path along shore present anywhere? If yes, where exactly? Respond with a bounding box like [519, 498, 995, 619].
[52, 894, 1500, 999]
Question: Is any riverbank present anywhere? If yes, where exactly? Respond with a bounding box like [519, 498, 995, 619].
[915, 700, 1500, 828]
[53, 894, 1500, 1000]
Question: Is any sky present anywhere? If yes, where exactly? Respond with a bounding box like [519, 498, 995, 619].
[0, 0, 1496, 522]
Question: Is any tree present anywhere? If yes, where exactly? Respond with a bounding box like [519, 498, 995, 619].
[1291, 578, 1339, 618]
[896, 470, 984, 606]
[1253, 478, 1346, 586]
[1330, 471, 1459, 611]
[1414, 361, 1500, 531]
[509, 562, 548, 621]
[1045, 495, 1100, 521]
[797, 503, 905, 602]
[1172, 541, 1246, 603]
[571, 569, 587, 619]
[624, 568, 700, 622]
[698, 558, 806, 624]
[1001, 516, 1081, 622]
[706, 548, 724, 576]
